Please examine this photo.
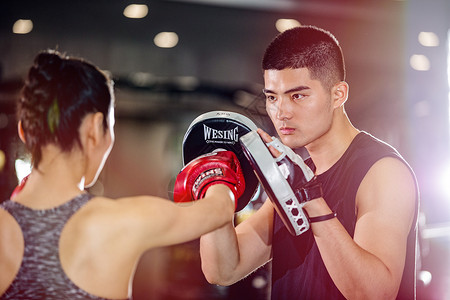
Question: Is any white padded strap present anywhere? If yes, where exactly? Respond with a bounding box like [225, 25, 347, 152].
[266, 137, 314, 181]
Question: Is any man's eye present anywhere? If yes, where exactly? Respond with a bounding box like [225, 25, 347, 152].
[292, 93, 304, 100]
[266, 95, 276, 102]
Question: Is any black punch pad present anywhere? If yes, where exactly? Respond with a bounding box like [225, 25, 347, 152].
[182, 111, 259, 212]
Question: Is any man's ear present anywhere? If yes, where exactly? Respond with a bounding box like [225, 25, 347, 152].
[332, 81, 349, 108]
[18, 120, 26, 144]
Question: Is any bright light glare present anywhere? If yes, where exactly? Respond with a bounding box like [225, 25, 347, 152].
[437, 161, 450, 200]
[123, 4, 148, 19]
[413, 100, 431, 118]
[448, 29, 450, 140]
[154, 32, 179, 48]
[418, 32, 439, 47]
[12, 19, 33, 34]
[410, 54, 430, 71]
[15, 159, 31, 183]
[275, 19, 301, 33]
[448, 29, 450, 88]
[418, 270, 432, 286]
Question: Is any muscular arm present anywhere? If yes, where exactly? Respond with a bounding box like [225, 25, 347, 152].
[62, 184, 237, 298]
[199, 198, 274, 286]
[304, 157, 416, 299]
[88, 184, 236, 257]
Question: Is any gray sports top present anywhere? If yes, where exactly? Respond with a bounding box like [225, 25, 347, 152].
[0, 193, 128, 300]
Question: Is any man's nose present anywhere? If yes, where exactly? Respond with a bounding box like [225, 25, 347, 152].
[275, 98, 293, 120]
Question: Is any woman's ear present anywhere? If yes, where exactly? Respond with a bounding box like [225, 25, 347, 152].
[87, 112, 105, 147]
[18, 120, 26, 144]
[79, 112, 105, 151]
[333, 81, 349, 108]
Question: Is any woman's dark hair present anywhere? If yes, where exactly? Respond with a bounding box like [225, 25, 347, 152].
[17, 49, 114, 168]
[262, 25, 346, 91]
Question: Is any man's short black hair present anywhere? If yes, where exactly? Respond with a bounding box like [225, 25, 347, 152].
[262, 25, 346, 91]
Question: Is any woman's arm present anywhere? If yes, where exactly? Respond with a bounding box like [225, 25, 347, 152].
[200, 198, 274, 286]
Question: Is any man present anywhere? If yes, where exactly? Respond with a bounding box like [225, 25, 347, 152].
[199, 25, 419, 299]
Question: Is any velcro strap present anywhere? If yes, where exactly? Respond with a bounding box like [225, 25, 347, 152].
[295, 183, 323, 203]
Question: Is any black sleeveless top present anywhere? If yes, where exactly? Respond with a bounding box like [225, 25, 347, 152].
[271, 132, 419, 299]
[0, 193, 128, 300]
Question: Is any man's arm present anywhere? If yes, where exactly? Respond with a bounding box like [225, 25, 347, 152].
[305, 157, 416, 299]
[200, 198, 274, 286]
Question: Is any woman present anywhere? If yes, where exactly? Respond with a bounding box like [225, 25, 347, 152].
[0, 50, 239, 299]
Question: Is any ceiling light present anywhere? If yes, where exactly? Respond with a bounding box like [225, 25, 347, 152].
[123, 4, 148, 19]
[410, 54, 430, 71]
[418, 32, 439, 47]
[154, 32, 179, 48]
[12, 19, 33, 34]
[275, 19, 301, 33]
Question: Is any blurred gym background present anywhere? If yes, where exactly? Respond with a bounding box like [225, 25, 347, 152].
[0, 0, 449, 299]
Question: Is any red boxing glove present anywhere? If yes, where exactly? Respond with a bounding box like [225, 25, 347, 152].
[173, 150, 245, 209]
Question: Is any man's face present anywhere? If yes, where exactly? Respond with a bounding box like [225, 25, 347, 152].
[263, 68, 334, 149]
